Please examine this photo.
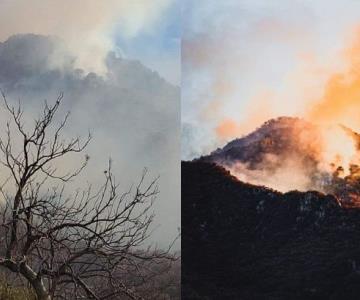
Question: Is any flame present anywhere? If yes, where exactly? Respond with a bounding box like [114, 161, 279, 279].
[221, 121, 360, 194]
[307, 27, 360, 177]
[319, 125, 358, 177]
[212, 26, 360, 197]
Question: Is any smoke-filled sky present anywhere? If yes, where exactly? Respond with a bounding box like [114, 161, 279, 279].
[182, 0, 360, 159]
[0, 0, 180, 85]
[0, 1, 180, 247]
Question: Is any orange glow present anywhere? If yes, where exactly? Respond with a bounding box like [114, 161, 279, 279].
[215, 118, 242, 140]
[305, 27, 360, 177]
[215, 91, 276, 141]
[308, 27, 360, 132]
[319, 125, 358, 177]
[210, 26, 360, 194]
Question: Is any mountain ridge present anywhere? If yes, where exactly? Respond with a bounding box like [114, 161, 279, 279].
[182, 160, 360, 299]
[198, 116, 360, 206]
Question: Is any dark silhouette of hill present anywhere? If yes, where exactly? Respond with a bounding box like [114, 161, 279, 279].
[182, 160, 360, 300]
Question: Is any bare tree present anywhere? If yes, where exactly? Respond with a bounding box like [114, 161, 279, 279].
[0, 92, 176, 300]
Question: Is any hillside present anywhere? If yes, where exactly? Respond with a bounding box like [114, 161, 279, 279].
[182, 161, 360, 299]
[201, 117, 360, 206]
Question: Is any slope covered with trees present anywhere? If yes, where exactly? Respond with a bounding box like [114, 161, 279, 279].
[182, 161, 360, 299]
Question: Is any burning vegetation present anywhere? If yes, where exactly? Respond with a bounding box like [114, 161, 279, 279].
[202, 116, 360, 207]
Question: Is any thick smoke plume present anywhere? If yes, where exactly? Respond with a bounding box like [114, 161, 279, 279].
[308, 28, 360, 132]
[0, 0, 172, 73]
[0, 34, 180, 247]
[203, 27, 360, 195]
[211, 117, 360, 196]
[229, 156, 313, 193]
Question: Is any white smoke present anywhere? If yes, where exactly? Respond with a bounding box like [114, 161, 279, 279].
[0, 34, 180, 247]
[228, 154, 313, 193]
[0, 0, 173, 73]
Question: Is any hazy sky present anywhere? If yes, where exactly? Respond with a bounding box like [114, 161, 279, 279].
[182, 0, 360, 159]
[0, 1, 180, 248]
[0, 0, 180, 85]
[115, 1, 180, 85]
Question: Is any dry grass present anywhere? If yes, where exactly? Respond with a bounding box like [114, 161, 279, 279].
[0, 275, 35, 300]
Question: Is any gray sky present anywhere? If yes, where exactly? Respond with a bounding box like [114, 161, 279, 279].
[0, 1, 180, 248]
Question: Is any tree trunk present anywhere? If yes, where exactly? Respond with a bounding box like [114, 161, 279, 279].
[32, 279, 51, 300]
[20, 262, 51, 300]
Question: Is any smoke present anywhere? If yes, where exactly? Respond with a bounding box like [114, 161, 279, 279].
[215, 91, 277, 142]
[227, 30, 360, 191]
[181, 1, 318, 159]
[185, 22, 360, 156]
[228, 154, 313, 193]
[182, 2, 360, 198]
[213, 117, 360, 194]
[0, 0, 172, 73]
[308, 28, 360, 133]
[0, 34, 180, 247]
[181, 1, 360, 160]
[317, 125, 360, 176]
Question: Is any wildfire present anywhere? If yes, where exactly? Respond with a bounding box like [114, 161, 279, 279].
[208, 26, 360, 206]
[319, 125, 359, 177]
[213, 116, 360, 204]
